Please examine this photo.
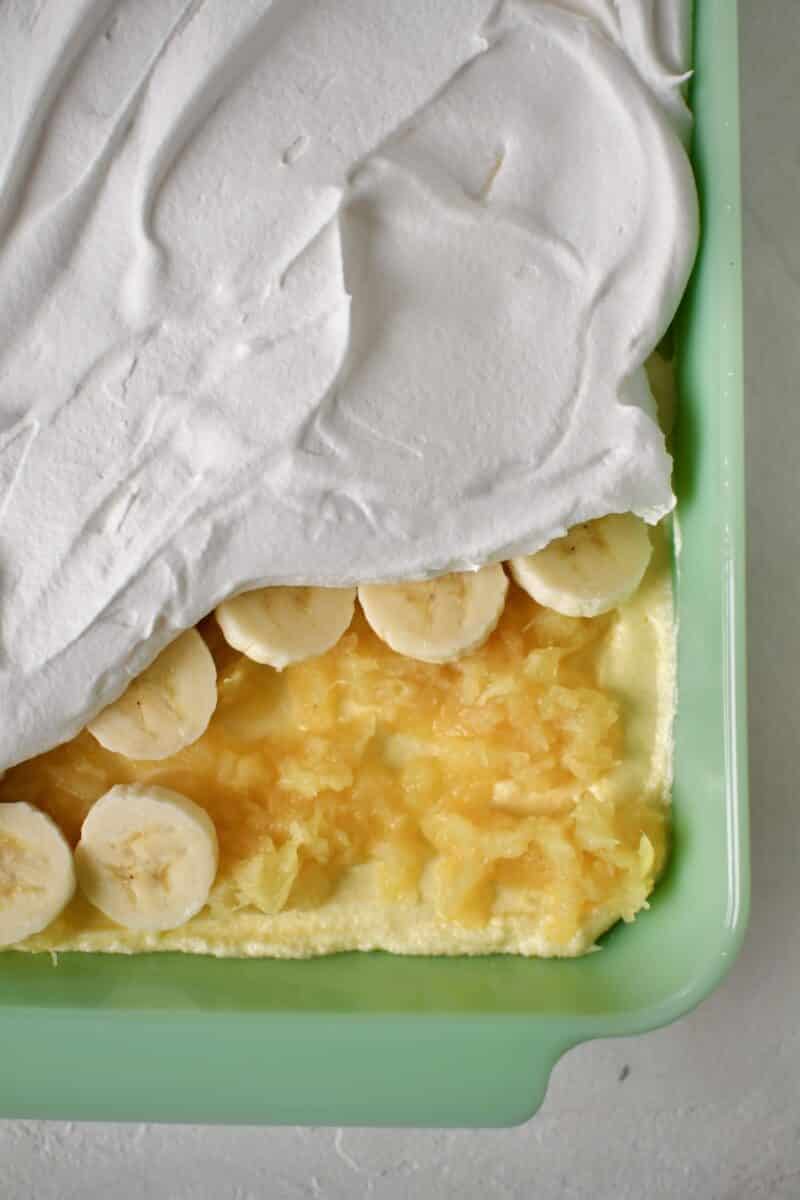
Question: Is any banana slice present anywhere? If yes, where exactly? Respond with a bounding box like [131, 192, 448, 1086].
[88, 629, 217, 760]
[0, 802, 76, 946]
[510, 513, 652, 618]
[358, 565, 508, 664]
[74, 784, 218, 933]
[215, 585, 356, 670]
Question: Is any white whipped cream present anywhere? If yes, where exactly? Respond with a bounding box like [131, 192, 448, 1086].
[0, 0, 696, 770]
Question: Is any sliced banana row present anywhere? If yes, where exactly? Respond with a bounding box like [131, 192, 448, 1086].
[83, 516, 652, 763]
[210, 515, 650, 669]
[1, 784, 219, 945]
[353, 514, 650, 659]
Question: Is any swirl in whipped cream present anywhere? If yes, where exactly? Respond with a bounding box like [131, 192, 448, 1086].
[0, 0, 696, 769]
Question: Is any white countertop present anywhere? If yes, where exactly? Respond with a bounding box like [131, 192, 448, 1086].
[2, 4, 798, 1197]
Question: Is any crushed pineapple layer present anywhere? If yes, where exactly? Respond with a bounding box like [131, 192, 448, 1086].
[1, 532, 673, 957]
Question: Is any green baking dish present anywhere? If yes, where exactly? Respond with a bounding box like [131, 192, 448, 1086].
[0, 0, 746, 1126]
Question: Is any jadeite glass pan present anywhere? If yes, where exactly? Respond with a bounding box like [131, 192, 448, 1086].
[0, 0, 746, 1126]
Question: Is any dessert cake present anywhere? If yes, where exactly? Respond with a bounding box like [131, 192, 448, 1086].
[0, 0, 697, 956]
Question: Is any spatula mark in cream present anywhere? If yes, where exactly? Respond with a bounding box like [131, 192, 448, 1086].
[477, 146, 507, 203]
[120, 0, 313, 329]
[0, 423, 39, 527]
[0, 0, 116, 244]
[0, 5, 199, 361]
[281, 135, 311, 167]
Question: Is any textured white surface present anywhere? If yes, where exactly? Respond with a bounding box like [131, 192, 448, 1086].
[2, 4, 799, 1197]
[0, 0, 696, 773]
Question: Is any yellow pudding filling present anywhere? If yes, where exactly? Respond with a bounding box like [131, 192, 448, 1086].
[0, 529, 673, 958]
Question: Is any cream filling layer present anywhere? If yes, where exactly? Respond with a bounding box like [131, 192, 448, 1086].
[0, 1, 695, 769]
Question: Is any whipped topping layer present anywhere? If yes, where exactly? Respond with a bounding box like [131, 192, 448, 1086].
[0, 0, 697, 770]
